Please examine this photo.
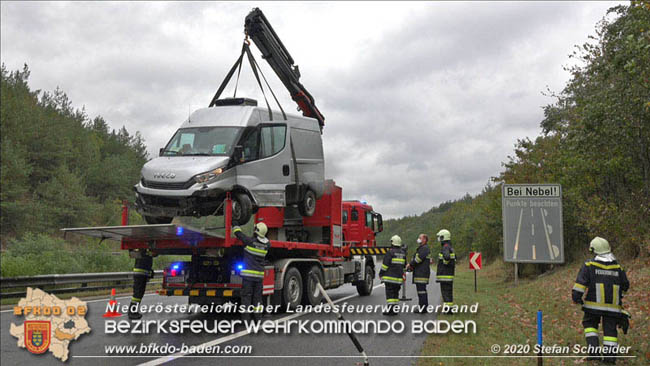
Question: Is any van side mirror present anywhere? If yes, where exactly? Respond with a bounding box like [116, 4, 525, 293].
[233, 145, 244, 163]
[159, 147, 164, 156]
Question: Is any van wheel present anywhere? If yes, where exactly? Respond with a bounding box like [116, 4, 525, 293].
[302, 265, 324, 305]
[144, 216, 173, 224]
[232, 193, 252, 225]
[282, 267, 303, 310]
[298, 189, 317, 217]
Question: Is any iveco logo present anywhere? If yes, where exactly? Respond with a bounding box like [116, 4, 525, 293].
[153, 172, 176, 179]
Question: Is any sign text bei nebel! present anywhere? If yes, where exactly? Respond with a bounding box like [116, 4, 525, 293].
[501, 184, 564, 264]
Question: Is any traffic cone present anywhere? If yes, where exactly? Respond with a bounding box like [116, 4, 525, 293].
[103, 288, 123, 318]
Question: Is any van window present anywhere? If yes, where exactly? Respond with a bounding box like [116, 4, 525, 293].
[365, 211, 374, 230]
[240, 128, 259, 161]
[163, 127, 241, 156]
[260, 125, 286, 158]
[342, 210, 348, 224]
[351, 209, 358, 221]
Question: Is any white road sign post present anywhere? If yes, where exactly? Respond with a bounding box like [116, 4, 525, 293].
[502, 184, 564, 284]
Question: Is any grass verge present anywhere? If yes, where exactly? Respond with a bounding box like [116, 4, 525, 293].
[419, 257, 650, 365]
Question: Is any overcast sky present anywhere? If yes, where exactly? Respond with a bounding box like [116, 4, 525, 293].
[1, 1, 623, 218]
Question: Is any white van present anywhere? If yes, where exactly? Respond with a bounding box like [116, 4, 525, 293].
[134, 98, 325, 225]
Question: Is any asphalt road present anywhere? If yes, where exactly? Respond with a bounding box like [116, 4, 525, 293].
[2, 271, 441, 366]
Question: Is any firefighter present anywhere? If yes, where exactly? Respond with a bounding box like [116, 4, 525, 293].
[435, 229, 455, 313]
[379, 235, 406, 316]
[406, 234, 431, 311]
[572, 237, 630, 364]
[128, 251, 153, 320]
[233, 222, 271, 322]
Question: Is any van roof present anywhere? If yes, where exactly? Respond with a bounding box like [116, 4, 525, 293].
[180, 106, 320, 132]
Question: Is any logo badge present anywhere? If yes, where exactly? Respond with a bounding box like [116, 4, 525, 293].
[25, 321, 51, 354]
[153, 172, 176, 179]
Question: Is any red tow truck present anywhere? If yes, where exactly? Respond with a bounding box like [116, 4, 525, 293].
[64, 180, 384, 308]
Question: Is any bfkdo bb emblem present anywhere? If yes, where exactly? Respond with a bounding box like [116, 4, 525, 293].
[25, 320, 51, 354]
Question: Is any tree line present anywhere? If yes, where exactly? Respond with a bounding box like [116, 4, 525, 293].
[380, 3, 649, 266]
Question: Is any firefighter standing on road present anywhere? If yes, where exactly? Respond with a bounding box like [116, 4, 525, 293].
[572, 237, 630, 364]
[380, 235, 406, 316]
[128, 251, 153, 320]
[234, 223, 271, 322]
[406, 234, 431, 311]
[435, 229, 455, 313]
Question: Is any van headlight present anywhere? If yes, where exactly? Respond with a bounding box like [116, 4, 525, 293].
[194, 168, 224, 184]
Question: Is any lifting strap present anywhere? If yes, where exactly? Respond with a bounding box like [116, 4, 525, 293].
[209, 41, 286, 121]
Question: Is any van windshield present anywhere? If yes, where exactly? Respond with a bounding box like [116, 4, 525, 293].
[162, 127, 242, 156]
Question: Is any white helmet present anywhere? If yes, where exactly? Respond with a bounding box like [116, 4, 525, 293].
[589, 236, 610, 255]
[254, 222, 268, 238]
[390, 235, 402, 247]
[437, 229, 451, 242]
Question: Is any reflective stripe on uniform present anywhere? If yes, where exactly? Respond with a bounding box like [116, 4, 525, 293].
[381, 264, 388, 270]
[417, 291, 427, 294]
[586, 262, 620, 270]
[133, 268, 149, 276]
[245, 245, 268, 256]
[391, 258, 405, 264]
[613, 285, 620, 305]
[414, 277, 429, 283]
[233, 227, 242, 233]
[382, 276, 403, 284]
[603, 336, 617, 346]
[596, 283, 604, 303]
[573, 283, 586, 292]
[241, 269, 265, 278]
[437, 275, 454, 281]
[450, 253, 456, 258]
[131, 297, 141, 303]
[584, 327, 598, 338]
[583, 301, 621, 313]
[386, 298, 400, 303]
[415, 254, 422, 263]
[443, 302, 454, 306]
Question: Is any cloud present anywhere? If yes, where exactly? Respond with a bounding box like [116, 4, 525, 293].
[1, 1, 622, 218]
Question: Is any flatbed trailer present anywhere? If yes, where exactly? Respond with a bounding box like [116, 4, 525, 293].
[63, 180, 385, 309]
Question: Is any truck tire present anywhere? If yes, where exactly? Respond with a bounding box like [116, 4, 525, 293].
[282, 267, 303, 310]
[232, 193, 252, 225]
[302, 265, 324, 305]
[298, 189, 317, 217]
[144, 216, 173, 224]
[356, 265, 374, 296]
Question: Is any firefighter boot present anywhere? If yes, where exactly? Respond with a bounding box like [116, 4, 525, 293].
[128, 299, 142, 320]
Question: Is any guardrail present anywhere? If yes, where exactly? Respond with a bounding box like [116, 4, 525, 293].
[0, 270, 163, 298]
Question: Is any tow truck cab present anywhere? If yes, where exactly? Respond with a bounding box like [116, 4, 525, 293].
[342, 200, 383, 246]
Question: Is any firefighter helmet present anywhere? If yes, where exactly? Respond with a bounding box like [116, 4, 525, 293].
[254, 222, 268, 238]
[390, 235, 402, 247]
[589, 236, 610, 254]
[437, 229, 451, 242]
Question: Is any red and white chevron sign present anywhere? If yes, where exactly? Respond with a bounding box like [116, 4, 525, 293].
[469, 252, 482, 270]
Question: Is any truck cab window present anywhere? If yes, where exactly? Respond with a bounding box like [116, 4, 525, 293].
[365, 211, 374, 230]
[351, 209, 358, 221]
[342, 210, 348, 224]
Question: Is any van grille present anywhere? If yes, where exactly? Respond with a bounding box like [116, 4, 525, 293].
[141, 179, 195, 190]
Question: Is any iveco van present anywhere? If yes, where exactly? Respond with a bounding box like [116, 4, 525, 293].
[134, 98, 325, 225]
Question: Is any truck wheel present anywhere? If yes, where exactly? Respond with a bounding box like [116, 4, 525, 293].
[232, 193, 252, 225]
[302, 265, 324, 305]
[298, 189, 317, 217]
[282, 267, 303, 309]
[144, 216, 173, 224]
[356, 265, 374, 296]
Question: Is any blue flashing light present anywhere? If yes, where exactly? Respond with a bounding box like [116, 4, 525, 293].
[360, 200, 368, 205]
[236, 263, 244, 271]
[172, 263, 180, 270]
[176, 227, 184, 236]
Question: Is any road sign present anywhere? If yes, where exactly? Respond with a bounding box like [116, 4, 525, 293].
[469, 252, 482, 270]
[502, 184, 564, 263]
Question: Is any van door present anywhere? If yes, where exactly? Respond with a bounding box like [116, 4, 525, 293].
[235, 123, 291, 207]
